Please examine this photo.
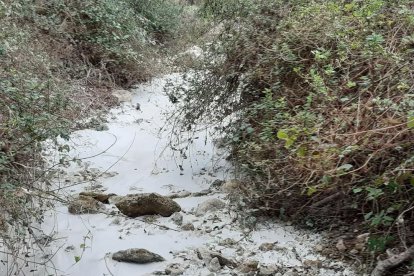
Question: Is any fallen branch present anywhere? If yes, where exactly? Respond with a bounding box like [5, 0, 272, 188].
[371, 245, 414, 276]
[310, 192, 342, 208]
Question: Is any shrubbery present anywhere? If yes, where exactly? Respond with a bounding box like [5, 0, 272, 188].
[0, 0, 184, 272]
[174, 0, 414, 268]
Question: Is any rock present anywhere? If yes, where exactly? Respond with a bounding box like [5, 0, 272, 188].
[68, 195, 104, 214]
[79, 191, 116, 204]
[108, 195, 125, 204]
[259, 242, 277, 251]
[165, 263, 185, 275]
[349, 249, 359, 254]
[196, 248, 237, 268]
[112, 248, 164, 264]
[219, 238, 236, 247]
[115, 193, 181, 217]
[191, 189, 212, 197]
[210, 179, 224, 189]
[208, 257, 221, 272]
[259, 266, 279, 276]
[195, 199, 225, 216]
[170, 212, 183, 226]
[112, 89, 132, 103]
[211, 253, 237, 268]
[356, 233, 370, 242]
[168, 191, 191, 199]
[221, 180, 242, 193]
[181, 223, 195, 231]
[314, 245, 323, 252]
[238, 260, 259, 273]
[302, 259, 322, 268]
[336, 239, 347, 252]
[0, 214, 8, 232]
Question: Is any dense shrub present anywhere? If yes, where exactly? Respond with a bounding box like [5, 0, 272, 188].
[0, 0, 185, 272]
[173, 0, 414, 266]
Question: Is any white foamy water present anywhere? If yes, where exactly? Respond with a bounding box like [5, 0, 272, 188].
[6, 73, 355, 276]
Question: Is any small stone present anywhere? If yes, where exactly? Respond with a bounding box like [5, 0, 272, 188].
[354, 242, 365, 250]
[356, 233, 370, 243]
[336, 239, 347, 252]
[168, 191, 192, 199]
[195, 199, 226, 216]
[259, 242, 277, 251]
[112, 248, 164, 264]
[181, 223, 195, 231]
[165, 263, 185, 275]
[65, 245, 75, 252]
[238, 260, 259, 273]
[302, 259, 322, 268]
[350, 249, 359, 254]
[314, 245, 323, 252]
[79, 191, 116, 204]
[170, 212, 183, 226]
[208, 257, 221, 272]
[219, 238, 236, 247]
[196, 248, 237, 268]
[210, 179, 224, 189]
[221, 180, 241, 193]
[259, 266, 279, 276]
[192, 189, 212, 197]
[112, 89, 132, 103]
[68, 195, 104, 214]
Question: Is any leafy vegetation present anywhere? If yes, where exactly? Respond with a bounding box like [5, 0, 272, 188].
[172, 0, 414, 271]
[0, 0, 185, 272]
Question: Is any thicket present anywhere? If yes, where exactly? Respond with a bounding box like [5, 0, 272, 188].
[173, 0, 414, 273]
[0, 0, 184, 273]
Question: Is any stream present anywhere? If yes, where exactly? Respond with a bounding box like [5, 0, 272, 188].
[22, 73, 355, 276]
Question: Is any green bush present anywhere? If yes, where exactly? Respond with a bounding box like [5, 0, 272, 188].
[173, 0, 414, 262]
[128, 0, 184, 39]
[0, 0, 187, 271]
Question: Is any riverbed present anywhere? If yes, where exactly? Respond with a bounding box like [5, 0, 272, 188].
[23, 73, 355, 276]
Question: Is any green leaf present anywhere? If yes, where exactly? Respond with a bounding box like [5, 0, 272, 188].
[246, 127, 255, 134]
[296, 146, 307, 157]
[353, 187, 363, 194]
[307, 186, 318, 196]
[346, 81, 357, 88]
[285, 138, 295, 148]
[277, 129, 289, 140]
[366, 187, 384, 200]
[337, 164, 353, 172]
[74, 256, 81, 263]
[408, 116, 414, 129]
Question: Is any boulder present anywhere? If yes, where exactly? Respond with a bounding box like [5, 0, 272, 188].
[195, 198, 225, 216]
[115, 193, 181, 217]
[112, 248, 164, 264]
[68, 195, 104, 214]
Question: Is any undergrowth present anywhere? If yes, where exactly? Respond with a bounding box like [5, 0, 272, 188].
[171, 0, 414, 273]
[0, 0, 185, 273]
